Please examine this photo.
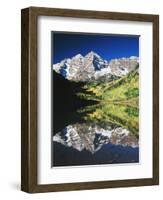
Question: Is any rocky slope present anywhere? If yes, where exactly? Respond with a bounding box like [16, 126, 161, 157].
[53, 51, 139, 82]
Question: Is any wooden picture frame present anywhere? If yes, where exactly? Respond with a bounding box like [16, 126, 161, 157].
[21, 7, 159, 193]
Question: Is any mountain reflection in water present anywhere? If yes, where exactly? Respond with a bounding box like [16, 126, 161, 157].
[53, 123, 138, 154]
[53, 103, 139, 167]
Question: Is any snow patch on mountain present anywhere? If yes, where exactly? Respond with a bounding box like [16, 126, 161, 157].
[53, 51, 139, 82]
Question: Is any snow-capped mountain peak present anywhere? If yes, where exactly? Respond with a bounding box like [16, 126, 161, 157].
[85, 51, 101, 58]
[53, 51, 139, 82]
[72, 53, 83, 59]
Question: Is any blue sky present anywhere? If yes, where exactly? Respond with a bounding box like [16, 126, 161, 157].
[52, 32, 139, 64]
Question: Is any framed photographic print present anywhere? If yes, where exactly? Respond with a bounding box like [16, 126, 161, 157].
[21, 7, 159, 193]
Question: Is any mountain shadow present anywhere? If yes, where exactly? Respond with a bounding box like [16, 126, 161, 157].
[53, 71, 97, 133]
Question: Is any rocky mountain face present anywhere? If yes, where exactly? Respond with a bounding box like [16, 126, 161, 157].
[53, 51, 139, 82]
[53, 123, 138, 154]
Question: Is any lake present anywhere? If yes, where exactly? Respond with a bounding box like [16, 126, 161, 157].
[52, 104, 139, 167]
[52, 71, 139, 167]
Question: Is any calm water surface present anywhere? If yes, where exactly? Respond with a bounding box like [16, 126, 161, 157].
[53, 104, 139, 167]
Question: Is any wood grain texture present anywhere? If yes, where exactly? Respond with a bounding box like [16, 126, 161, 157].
[21, 7, 159, 193]
[152, 15, 159, 185]
[21, 8, 38, 193]
[27, 6, 157, 21]
[21, 8, 30, 192]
